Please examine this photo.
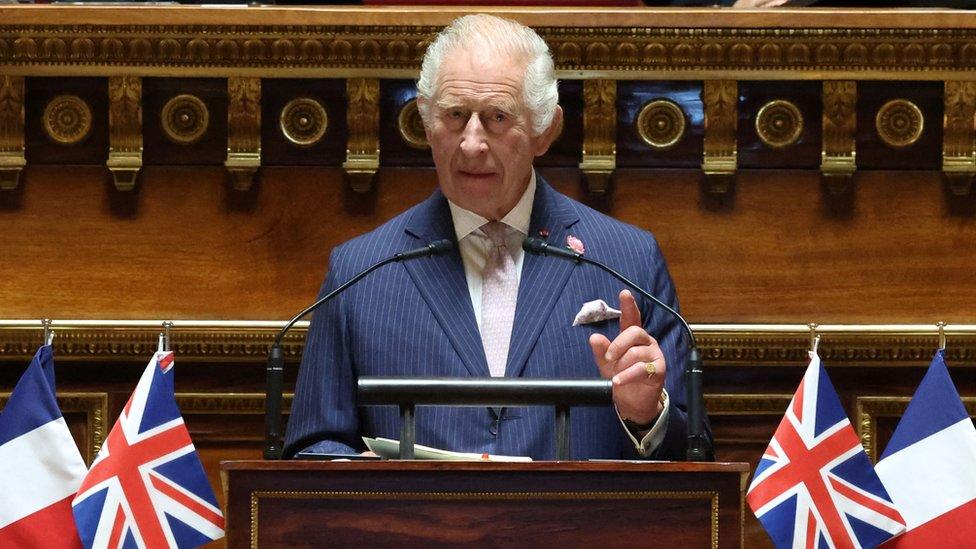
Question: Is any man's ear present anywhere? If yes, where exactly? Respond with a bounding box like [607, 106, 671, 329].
[533, 105, 563, 158]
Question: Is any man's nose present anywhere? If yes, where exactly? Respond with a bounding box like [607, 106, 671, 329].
[459, 113, 488, 156]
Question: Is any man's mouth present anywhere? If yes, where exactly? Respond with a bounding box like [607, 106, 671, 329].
[458, 170, 496, 179]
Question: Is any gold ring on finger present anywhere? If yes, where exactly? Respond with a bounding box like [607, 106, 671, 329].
[643, 361, 656, 378]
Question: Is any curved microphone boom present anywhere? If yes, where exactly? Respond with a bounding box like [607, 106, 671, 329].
[264, 239, 453, 459]
[522, 236, 710, 461]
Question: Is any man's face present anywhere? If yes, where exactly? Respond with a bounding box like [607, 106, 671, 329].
[422, 48, 561, 220]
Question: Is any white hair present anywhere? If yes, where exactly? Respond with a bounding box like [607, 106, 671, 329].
[416, 14, 559, 136]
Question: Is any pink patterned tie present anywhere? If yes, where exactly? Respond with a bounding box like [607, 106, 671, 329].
[480, 221, 518, 377]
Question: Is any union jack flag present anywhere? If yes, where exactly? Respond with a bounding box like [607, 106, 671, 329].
[72, 352, 224, 549]
[747, 351, 906, 549]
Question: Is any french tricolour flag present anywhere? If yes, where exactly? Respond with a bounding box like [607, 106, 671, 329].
[875, 350, 976, 547]
[0, 345, 88, 547]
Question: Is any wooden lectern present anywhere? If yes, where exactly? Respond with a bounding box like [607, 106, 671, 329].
[221, 460, 749, 548]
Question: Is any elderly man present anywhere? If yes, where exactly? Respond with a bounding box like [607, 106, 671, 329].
[284, 14, 702, 460]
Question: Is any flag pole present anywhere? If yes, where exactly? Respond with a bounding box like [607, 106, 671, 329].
[41, 318, 53, 346]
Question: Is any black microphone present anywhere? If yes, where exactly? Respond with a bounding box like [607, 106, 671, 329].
[264, 239, 453, 459]
[522, 236, 710, 461]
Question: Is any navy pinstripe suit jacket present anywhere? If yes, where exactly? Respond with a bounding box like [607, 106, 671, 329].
[283, 177, 698, 460]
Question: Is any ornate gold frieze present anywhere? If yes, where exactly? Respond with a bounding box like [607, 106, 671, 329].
[875, 99, 923, 148]
[701, 80, 737, 195]
[0, 392, 107, 463]
[42, 94, 92, 145]
[942, 81, 976, 196]
[579, 79, 616, 195]
[343, 77, 380, 193]
[226, 77, 261, 191]
[821, 80, 857, 193]
[397, 98, 428, 150]
[1, 323, 973, 366]
[280, 97, 328, 148]
[107, 75, 142, 191]
[4, 21, 976, 78]
[857, 396, 976, 461]
[0, 75, 24, 190]
[755, 100, 803, 149]
[635, 99, 685, 151]
[161, 93, 209, 145]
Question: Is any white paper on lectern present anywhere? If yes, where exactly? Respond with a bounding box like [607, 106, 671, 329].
[363, 437, 532, 462]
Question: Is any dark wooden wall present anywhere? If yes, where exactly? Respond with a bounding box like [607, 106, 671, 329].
[3, 166, 975, 322]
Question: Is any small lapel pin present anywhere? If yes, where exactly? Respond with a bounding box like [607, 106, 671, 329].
[538, 228, 550, 238]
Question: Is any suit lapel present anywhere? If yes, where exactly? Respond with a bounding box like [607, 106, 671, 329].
[403, 190, 490, 377]
[506, 178, 580, 378]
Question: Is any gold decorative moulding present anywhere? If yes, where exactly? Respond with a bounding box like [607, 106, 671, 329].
[343, 78, 380, 193]
[280, 97, 328, 148]
[580, 79, 617, 195]
[636, 99, 686, 151]
[161, 94, 209, 145]
[107, 75, 143, 192]
[397, 98, 428, 150]
[755, 100, 803, 149]
[42, 95, 92, 145]
[0, 75, 25, 190]
[876, 99, 924, 148]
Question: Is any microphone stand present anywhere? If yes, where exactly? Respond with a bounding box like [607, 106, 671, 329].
[523, 237, 710, 461]
[263, 240, 452, 460]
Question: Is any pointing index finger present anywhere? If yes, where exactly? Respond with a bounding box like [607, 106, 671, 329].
[619, 289, 641, 331]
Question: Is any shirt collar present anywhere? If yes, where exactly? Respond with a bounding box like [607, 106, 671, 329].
[448, 171, 536, 241]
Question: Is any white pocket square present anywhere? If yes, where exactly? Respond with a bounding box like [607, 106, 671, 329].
[572, 299, 622, 326]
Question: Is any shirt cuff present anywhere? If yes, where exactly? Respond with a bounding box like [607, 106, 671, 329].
[617, 388, 670, 457]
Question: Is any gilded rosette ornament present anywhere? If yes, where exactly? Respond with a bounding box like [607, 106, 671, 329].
[875, 99, 923, 149]
[397, 98, 428, 150]
[821, 81, 857, 188]
[343, 78, 380, 193]
[107, 76, 142, 191]
[636, 99, 686, 151]
[43, 94, 92, 145]
[579, 79, 616, 195]
[755, 100, 803, 149]
[0, 76, 25, 190]
[161, 94, 209, 144]
[701, 80, 738, 195]
[942, 81, 976, 195]
[226, 77, 261, 191]
[280, 98, 328, 148]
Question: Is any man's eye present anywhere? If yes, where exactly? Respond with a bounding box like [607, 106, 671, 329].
[493, 112, 507, 123]
[449, 110, 465, 119]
